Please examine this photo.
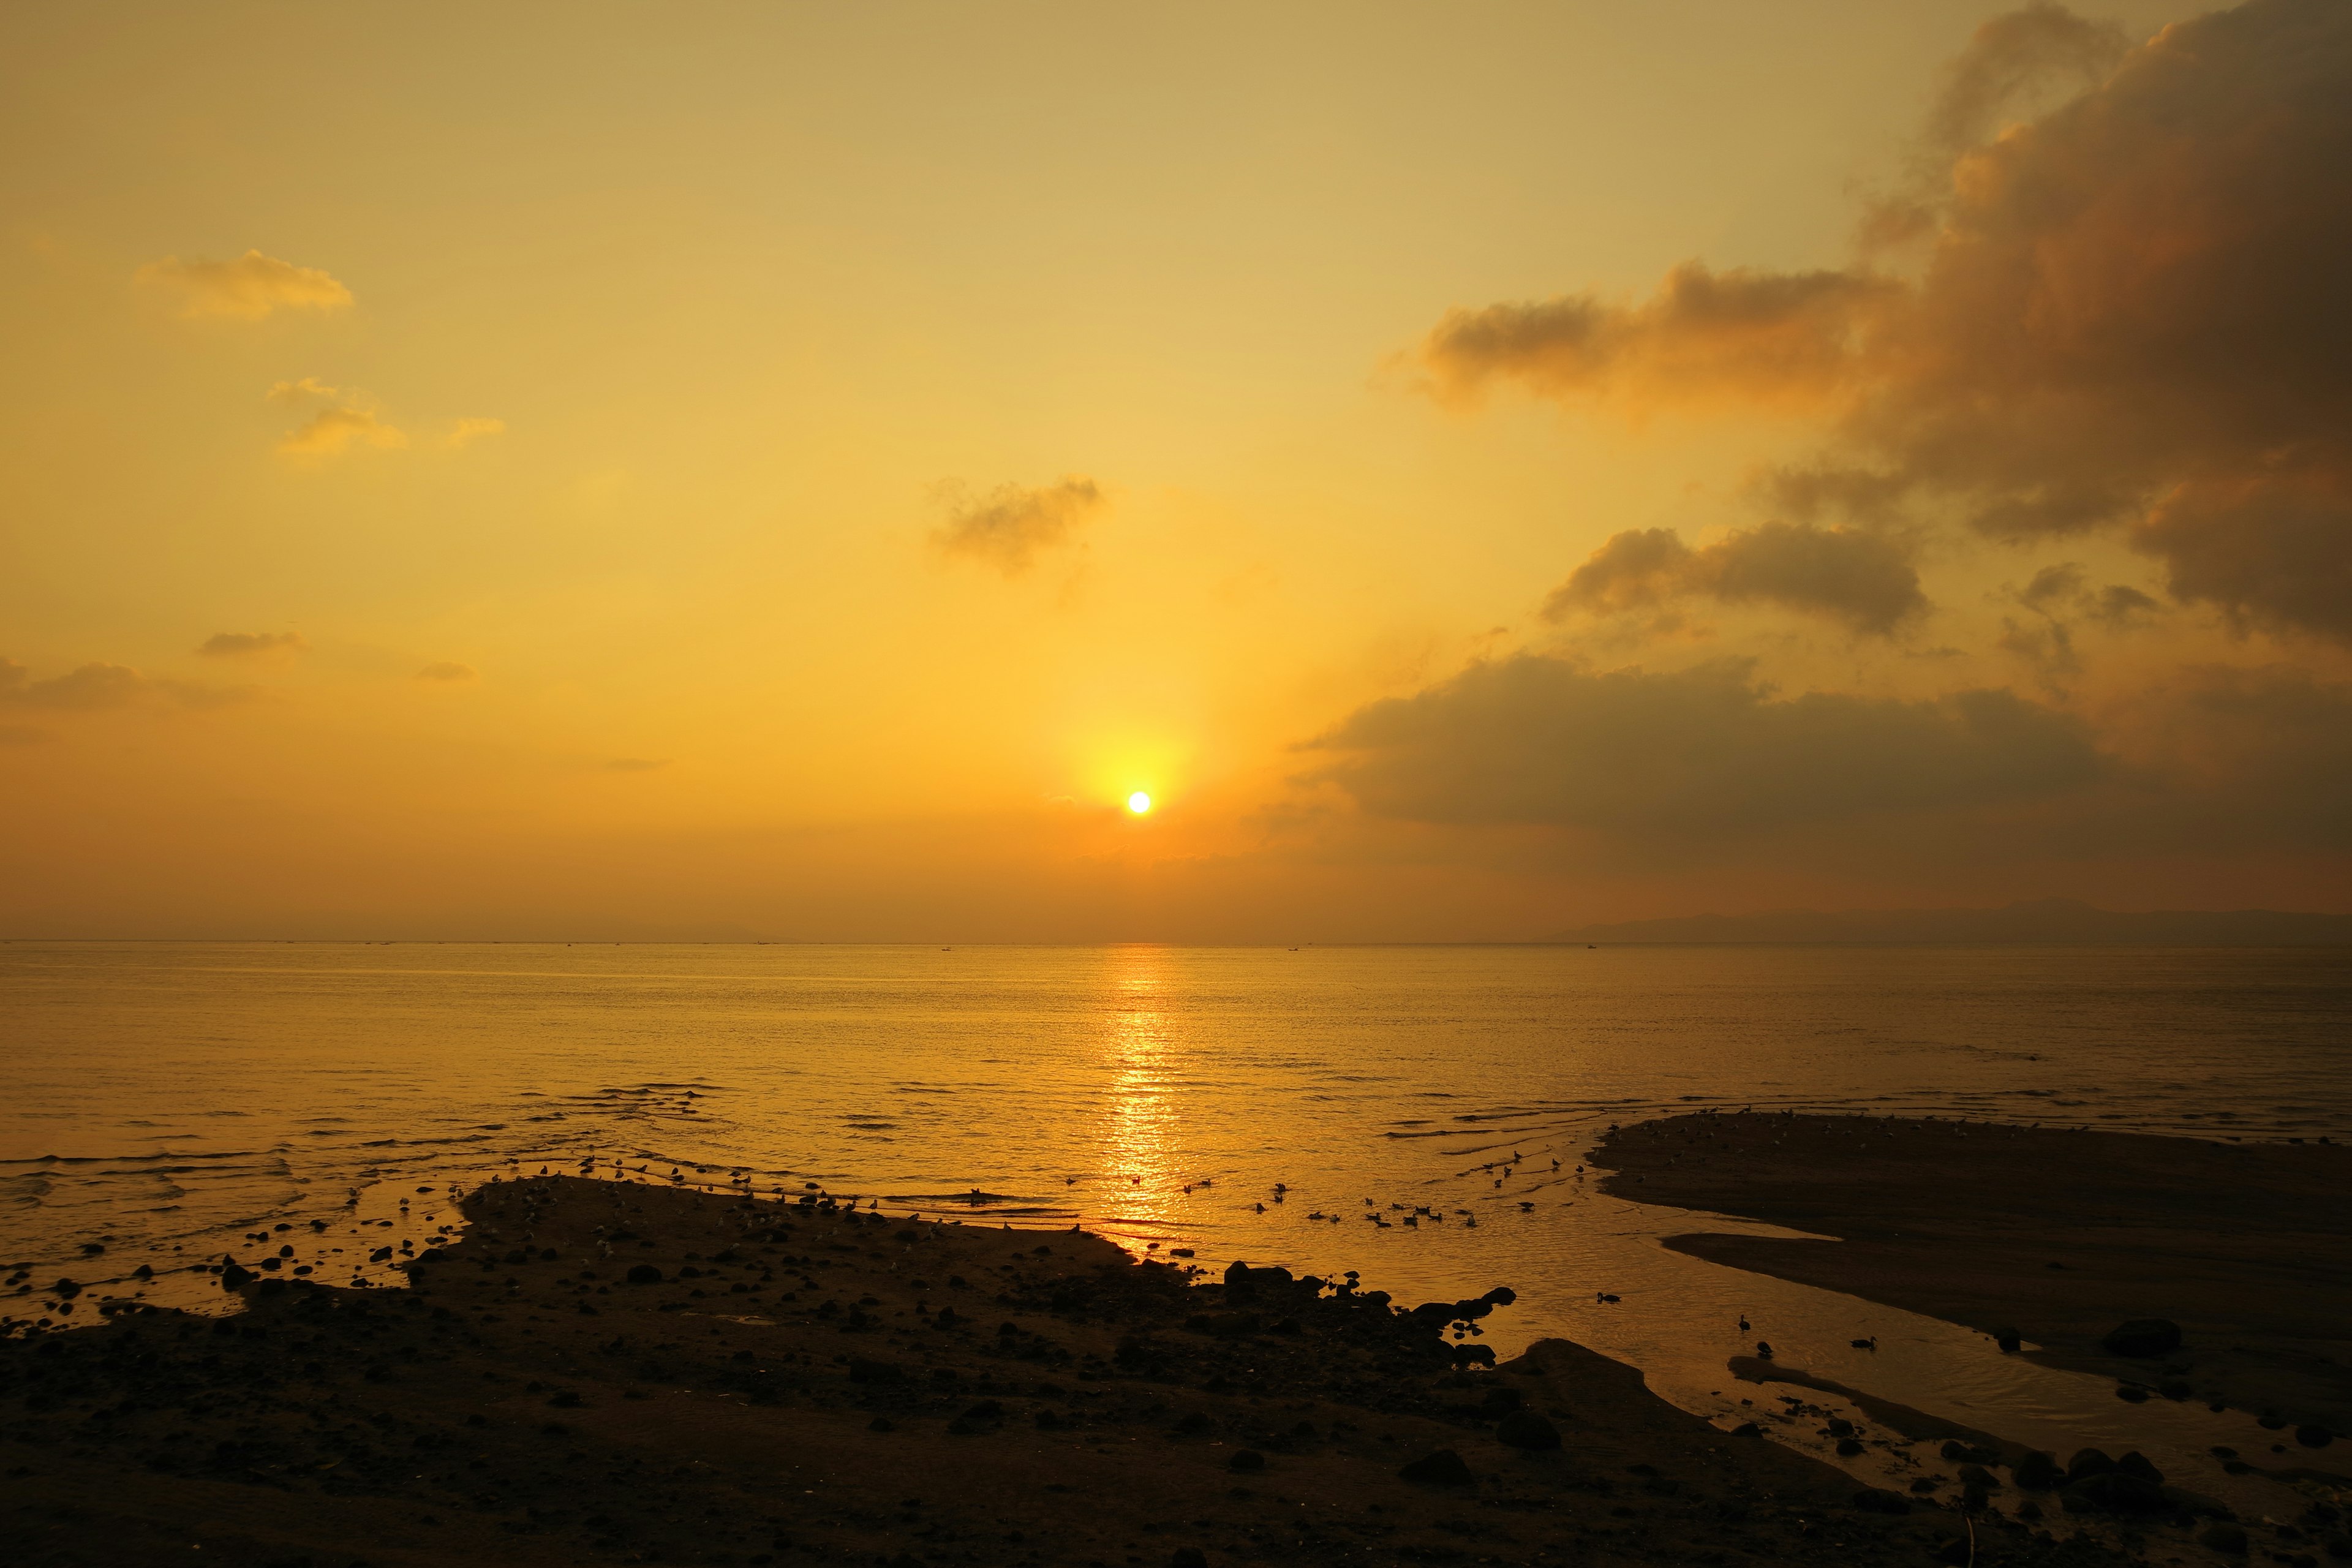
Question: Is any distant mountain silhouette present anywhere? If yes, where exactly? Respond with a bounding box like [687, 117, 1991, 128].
[1555, 897, 2352, 945]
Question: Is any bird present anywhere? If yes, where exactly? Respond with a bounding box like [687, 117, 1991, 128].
[1596, 1292, 1620, 1303]
[1850, 1336, 1877, 1351]
[1737, 1315, 1751, 1332]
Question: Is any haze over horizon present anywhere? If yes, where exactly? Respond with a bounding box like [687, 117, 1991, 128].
[5, 0, 2349, 942]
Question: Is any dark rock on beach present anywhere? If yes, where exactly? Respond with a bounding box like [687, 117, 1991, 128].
[1596, 1112, 2352, 1431]
[0, 1174, 2168, 1567]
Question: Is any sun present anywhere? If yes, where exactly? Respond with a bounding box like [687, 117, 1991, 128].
[1127, 791, 1152, 815]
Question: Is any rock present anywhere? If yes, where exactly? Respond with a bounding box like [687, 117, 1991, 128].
[2100, 1318, 2182, 1358]
[1850, 1489, 1910, 1515]
[2066, 1449, 2116, 1482]
[218, 1261, 254, 1289]
[1482, 1286, 1517, 1306]
[1836, 1438, 1865, 1457]
[1958, 1464, 2001, 1490]
[1731, 1422, 1762, 1438]
[2115, 1382, 2149, 1402]
[2198, 1522, 2249, 1555]
[867, 1416, 894, 1432]
[2297, 1425, 2336, 1449]
[1170, 1550, 1208, 1568]
[1398, 1449, 1474, 1485]
[846, 1359, 903, 1384]
[2061, 1471, 2169, 1515]
[625, 1264, 663, 1284]
[2013, 1451, 2065, 1490]
[1496, 1411, 1560, 1451]
[1994, 1326, 2022, 1353]
[1227, 1450, 1265, 1474]
[2116, 1450, 2165, 1486]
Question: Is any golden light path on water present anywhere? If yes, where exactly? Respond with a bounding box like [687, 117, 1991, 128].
[2, 940, 2347, 1526]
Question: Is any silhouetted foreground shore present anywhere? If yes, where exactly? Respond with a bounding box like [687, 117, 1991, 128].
[3, 1175, 2138, 1567]
[1596, 1114, 2352, 1436]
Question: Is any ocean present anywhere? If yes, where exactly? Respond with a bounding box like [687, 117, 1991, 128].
[4, 940, 2346, 1500]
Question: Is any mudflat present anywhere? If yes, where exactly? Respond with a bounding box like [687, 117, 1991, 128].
[1, 1174, 2125, 1567]
[1593, 1113, 2352, 1433]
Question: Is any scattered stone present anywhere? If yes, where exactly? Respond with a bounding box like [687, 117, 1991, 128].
[1397, 1449, 1473, 1485]
[1496, 1411, 1560, 1451]
[2012, 1451, 2064, 1490]
[625, 1264, 663, 1284]
[2297, 1425, 2336, 1449]
[1226, 1450, 1265, 1474]
[2199, 1521, 2250, 1554]
[2098, 1318, 2182, 1358]
[1850, 1488, 1910, 1515]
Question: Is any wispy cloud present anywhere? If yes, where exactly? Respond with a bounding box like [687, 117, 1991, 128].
[447, 417, 505, 450]
[138, 250, 352, 320]
[197, 630, 307, 659]
[268, 379, 405, 456]
[414, 662, 477, 683]
[1, 656, 246, 711]
[932, 477, 1104, 576]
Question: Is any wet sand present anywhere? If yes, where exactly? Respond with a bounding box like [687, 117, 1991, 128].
[1, 1175, 2131, 1567]
[1594, 1114, 2352, 1436]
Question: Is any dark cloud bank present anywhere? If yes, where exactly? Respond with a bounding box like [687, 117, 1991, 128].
[1331, 1, 2352, 883]
[1431, 0, 2352, 642]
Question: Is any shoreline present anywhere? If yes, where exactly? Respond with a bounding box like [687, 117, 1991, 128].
[3, 1174, 2144, 1567]
[1593, 1113, 2352, 1439]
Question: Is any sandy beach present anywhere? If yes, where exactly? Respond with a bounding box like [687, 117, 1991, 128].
[4, 1172, 2146, 1568]
[1594, 1114, 2352, 1441]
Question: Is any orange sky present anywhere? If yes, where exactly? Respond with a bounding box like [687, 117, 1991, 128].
[3, 0, 2347, 940]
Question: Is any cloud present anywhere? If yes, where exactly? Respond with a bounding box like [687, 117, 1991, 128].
[1921, 0, 2130, 154]
[0, 657, 244, 712]
[1417, 0, 2352, 642]
[931, 477, 1105, 575]
[1420, 264, 1902, 410]
[197, 630, 307, 659]
[414, 662, 477, 683]
[269, 378, 405, 456]
[447, 417, 505, 449]
[1306, 655, 2105, 837]
[1543, 521, 1927, 635]
[137, 250, 352, 320]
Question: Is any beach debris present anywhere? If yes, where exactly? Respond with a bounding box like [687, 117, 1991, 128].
[1396, 1448, 1473, 1485]
[2098, 1317, 2182, 1357]
[1497, 1410, 1561, 1450]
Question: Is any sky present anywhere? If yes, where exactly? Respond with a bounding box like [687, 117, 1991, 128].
[2, 0, 2346, 941]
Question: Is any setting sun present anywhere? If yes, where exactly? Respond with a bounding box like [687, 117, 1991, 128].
[1128, 791, 1152, 815]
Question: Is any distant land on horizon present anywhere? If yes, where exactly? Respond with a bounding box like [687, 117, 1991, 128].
[1555, 898, 2352, 946]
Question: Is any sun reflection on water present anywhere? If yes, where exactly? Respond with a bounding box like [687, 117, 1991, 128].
[1092, 946, 1188, 1242]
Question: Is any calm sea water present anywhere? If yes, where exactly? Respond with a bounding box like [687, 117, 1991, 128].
[4, 941, 2347, 1509]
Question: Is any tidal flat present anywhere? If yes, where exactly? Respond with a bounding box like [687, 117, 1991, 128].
[1, 1167, 2154, 1568]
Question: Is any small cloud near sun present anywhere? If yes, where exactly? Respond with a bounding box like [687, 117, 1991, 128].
[137, 250, 352, 320]
[931, 477, 1104, 576]
[197, 630, 307, 659]
[448, 417, 505, 450]
[414, 662, 477, 683]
